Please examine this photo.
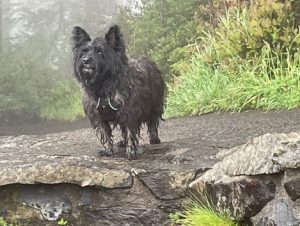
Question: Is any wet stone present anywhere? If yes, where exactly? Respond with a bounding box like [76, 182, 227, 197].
[191, 177, 276, 219]
[136, 170, 195, 200]
[284, 169, 300, 201]
[0, 129, 218, 225]
[190, 132, 300, 224]
[251, 199, 300, 226]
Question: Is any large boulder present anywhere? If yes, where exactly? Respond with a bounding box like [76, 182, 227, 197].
[190, 132, 300, 225]
[0, 129, 218, 225]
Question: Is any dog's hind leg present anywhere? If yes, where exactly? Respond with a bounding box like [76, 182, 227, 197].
[125, 128, 138, 160]
[117, 125, 128, 148]
[146, 117, 161, 144]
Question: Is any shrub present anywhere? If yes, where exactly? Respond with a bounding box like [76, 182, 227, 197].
[165, 44, 300, 118]
[165, 54, 231, 118]
[40, 80, 84, 121]
[199, 0, 300, 66]
[121, 0, 200, 77]
[0, 50, 57, 124]
[0, 217, 14, 226]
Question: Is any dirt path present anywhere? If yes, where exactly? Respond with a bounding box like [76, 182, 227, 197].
[1, 109, 300, 149]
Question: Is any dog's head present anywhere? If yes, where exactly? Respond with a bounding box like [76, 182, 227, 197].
[72, 25, 127, 86]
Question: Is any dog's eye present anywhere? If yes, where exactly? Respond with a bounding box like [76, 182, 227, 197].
[97, 49, 102, 55]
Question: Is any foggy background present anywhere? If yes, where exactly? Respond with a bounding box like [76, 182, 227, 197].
[0, 0, 135, 127]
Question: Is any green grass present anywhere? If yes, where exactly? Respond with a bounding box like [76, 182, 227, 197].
[165, 55, 231, 117]
[57, 218, 68, 226]
[170, 194, 238, 226]
[40, 80, 84, 121]
[165, 44, 300, 118]
[0, 218, 8, 226]
[0, 217, 14, 226]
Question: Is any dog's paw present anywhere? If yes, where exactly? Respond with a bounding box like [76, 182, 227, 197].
[125, 145, 137, 160]
[117, 139, 127, 148]
[150, 137, 161, 144]
[98, 148, 114, 157]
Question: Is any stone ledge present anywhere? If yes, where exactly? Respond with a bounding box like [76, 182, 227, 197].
[190, 132, 300, 226]
[0, 129, 219, 225]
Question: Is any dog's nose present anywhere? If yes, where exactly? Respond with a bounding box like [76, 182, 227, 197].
[82, 56, 88, 63]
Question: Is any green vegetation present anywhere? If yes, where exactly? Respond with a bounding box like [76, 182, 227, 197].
[170, 194, 238, 226]
[40, 80, 84, 121]
[57, 218, 68, 226]
[0, 217, 14, 226]
[121, 0, 200, 77]
[122, 0, 300, 118]
[0, 49, 83, 123]
[0, 50, 57, 123]
[165, 44, 300, 118]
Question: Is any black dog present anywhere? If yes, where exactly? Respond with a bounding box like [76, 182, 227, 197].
[71, 25, 165, 160]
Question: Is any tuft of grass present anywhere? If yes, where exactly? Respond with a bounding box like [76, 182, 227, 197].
[0, 218, 14, 226]
[165, 44, 300, 118]
[0, 218, 7, 226]
[57, 218, 68, 226]
[170, 193, 238, 226]
[165, 54, 232, 118]
[40, 80, 84, 121]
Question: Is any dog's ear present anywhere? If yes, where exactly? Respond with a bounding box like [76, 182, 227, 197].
[72, 26, 91, 50]
[105, 25, 125, 53]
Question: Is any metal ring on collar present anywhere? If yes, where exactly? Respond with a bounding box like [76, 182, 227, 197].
[108, 98, 118, 111]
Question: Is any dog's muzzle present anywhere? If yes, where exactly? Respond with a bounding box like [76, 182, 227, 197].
[82, 63, 95, 75]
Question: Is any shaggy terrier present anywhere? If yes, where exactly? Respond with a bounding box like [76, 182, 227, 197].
[72, 25, 165, 160]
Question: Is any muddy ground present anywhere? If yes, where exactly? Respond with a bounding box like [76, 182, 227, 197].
[1, 110, 300, 146]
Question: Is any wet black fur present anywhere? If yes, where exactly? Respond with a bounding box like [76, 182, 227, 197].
[72, 25, 165, 160]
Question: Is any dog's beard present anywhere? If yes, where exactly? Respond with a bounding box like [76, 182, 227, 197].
[77, 62, 107, 87]
[79, 63, 96, 85]
[82, 68, 94, 74]
[80, 70, 102, 87]
[81, 63, 95, 76]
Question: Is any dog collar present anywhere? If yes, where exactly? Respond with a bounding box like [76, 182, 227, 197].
[96, 97, 118, 111]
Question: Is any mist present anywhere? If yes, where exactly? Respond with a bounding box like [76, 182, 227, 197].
[0, 0, 132, 129]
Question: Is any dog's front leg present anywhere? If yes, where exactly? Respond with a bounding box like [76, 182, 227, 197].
[95, 121, 114, 157]
[125, 128, 138, 160]
[83, 94, 113, 156]
[117, 125, 128, 148]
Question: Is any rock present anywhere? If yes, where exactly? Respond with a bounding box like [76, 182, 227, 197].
[284, 169, 300, 201]
[209, 133, 300, 177]
[17, 185, 72, 221]
[190, 176, 276, 219]
[190, 132, 300, 223]
[136, 170, 195, 200]
[81, 207, 170, 226]
[0, 164, 133, 188]
[251, 199, 300, 226]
